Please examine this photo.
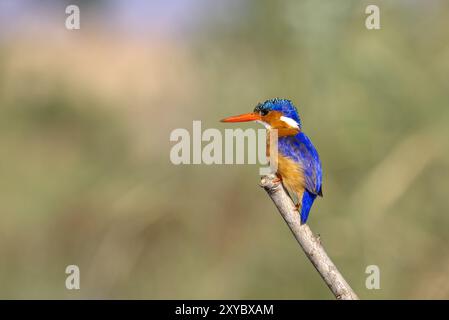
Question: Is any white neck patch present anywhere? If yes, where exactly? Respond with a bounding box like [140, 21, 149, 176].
[256, 120, 272, 129]
[280, 116, 300, 129]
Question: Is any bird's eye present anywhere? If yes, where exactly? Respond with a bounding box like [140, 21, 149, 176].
[260, 109, 269, 116]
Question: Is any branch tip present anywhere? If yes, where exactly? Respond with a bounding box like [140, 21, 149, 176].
[259, 174, 359, 300]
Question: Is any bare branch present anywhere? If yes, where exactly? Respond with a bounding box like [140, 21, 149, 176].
[260, 174, 359, 300]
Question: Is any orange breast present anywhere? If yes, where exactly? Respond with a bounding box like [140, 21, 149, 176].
[277, 154, 305, 202]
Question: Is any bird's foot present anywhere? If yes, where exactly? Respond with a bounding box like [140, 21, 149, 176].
[272, 177, 282, 184]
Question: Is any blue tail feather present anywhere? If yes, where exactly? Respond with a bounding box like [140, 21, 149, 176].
[300, 190, 317, 224]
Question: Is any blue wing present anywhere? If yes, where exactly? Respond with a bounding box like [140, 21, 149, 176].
[278, 132, 323, 196]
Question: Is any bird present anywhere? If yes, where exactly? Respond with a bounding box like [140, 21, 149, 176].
[220, 98, 323, 224]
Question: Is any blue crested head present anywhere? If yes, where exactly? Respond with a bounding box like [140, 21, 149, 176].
[254, 98, 302, 129]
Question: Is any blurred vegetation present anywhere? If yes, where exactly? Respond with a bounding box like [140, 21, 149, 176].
[0, 0, 449, 299]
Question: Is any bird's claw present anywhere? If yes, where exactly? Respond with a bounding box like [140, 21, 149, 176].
[272, 176, 282, 184]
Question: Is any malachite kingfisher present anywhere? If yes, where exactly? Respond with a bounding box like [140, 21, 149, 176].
[221, 98, 323, 224]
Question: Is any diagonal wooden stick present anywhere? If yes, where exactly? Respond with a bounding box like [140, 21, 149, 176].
[260, 174, 359, 300]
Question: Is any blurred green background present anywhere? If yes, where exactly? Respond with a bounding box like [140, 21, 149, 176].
[0, 0, 449, 299]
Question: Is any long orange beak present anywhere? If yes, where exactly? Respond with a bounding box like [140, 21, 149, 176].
[220, 112, 261, 123]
